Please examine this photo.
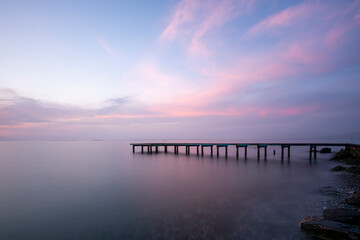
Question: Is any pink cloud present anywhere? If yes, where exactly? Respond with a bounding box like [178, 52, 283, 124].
[95, 114, 166, 119]
[163, 36, 332, 116]
[92, 33, 114, 55]
[126, 58, 302, 119]
[160, 0, 199, 41]
[160, 0, 252, 58]
[126, 60, 191, 104]
[354, 1, 360, 21]
[187, 38, 211, 57]
[258, 110, 269, 117]
[187, 0, 240, 57]
[283, 42, 325, 65]
[325, 20, 360, 49]
[149, 104, 322, 119]
[275, 104, 321, 117]
[249, 104, 322, 118]
[245, 1, 318, 37]
[96, 39, 114, 55]
[156, 9, 358, 117]
[325, 24, 348, 49]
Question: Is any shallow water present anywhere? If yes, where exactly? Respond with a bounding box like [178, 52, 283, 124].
[0, 140, 345, 239]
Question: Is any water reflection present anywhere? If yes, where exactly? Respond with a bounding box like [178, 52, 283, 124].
[0, 141, 341, 240]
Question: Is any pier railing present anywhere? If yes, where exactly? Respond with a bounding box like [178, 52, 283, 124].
[130, 142, 360, 160]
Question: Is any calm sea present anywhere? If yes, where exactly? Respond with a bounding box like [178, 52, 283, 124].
[0, 140, 354, 240]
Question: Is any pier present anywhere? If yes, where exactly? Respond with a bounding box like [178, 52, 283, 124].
[131, 142, 360, 160]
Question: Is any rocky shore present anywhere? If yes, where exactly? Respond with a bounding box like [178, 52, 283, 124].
[300, 147, 360, 240]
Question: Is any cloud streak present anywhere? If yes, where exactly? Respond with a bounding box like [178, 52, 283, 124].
[245, 1, 318, 37]
[160, 0, 253, 58]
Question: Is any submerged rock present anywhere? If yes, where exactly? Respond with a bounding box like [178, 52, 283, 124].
[331, 165, 347, 172]
[320, 148, 332, 153]
[300, 216, 360, 240]
[323, 208, 360, 225]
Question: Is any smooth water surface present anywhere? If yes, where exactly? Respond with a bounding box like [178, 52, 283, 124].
[0, 141, 343, 239]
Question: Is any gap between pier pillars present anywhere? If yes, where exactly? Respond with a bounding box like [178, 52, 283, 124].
[281, 145, 290, 160]
[257, 144, 268, 160]
[201, 145, 214, 157]
[216, 145, 228, 158]
[236, 145, 248, 159]
[174, 145, 201, 156]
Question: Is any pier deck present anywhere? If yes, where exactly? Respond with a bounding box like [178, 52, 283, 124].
[131, 142, 360, 160]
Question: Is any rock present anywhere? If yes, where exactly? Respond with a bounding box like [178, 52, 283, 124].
[300, 215, 322, 223]
[300, 216, 360, 240]
[344, 158, 360, 165]
[344, 193, 360, 207]
[347, 166, 360, 175]
[333, 149, 347, 159]
[332, 148, 360, 164]
[320, 186, 340, 196]
[320, 147, 332, 153]
[331, 165, 347, 172]
[323, 208, 360, 225]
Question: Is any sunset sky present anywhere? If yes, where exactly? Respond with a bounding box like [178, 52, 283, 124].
[1, 0, 360, 140]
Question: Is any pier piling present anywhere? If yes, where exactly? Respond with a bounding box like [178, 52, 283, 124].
[288, 146, 291, 157]
[265, 146, 267, 158]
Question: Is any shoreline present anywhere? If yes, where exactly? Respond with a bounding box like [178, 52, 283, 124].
[300, 147, 360, 239]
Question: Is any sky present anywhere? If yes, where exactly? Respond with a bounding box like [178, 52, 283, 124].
[0, 0, 360, 140]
